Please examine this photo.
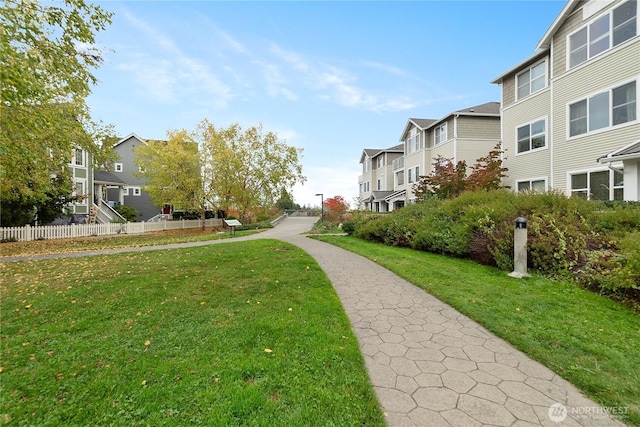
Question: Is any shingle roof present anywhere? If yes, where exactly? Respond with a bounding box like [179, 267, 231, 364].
[453, 101, 500, 115]
[94, 170, 127, 185]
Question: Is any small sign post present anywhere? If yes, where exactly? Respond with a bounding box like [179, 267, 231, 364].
[224, 219, 242, 235]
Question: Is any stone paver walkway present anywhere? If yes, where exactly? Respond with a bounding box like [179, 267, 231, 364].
[2, 217, 626, 426]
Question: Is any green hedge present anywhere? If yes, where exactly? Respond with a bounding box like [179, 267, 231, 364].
[353, 190, 640, 304]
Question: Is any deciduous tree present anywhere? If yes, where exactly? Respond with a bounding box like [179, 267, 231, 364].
[323, 195, 349, 223]
[0, 0, 115, 224]
[413, 144, 509, 201]
[197, 120, 306, 222]
[134, 130, 205, 220]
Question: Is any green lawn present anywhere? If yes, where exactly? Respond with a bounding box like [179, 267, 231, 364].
[0, 239, 384, 426]
[315, 235, 640, 426]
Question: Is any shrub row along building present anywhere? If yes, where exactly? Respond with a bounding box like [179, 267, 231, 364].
[359, 0, 639, 211]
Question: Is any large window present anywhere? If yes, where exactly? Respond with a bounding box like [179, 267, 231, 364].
[569, 81, 636, 137]
[407, 133, 421, 154]
[396, 170, 404, 186]
[435, 124, 447, 145]
[570, 169, 624, 200]
[569, 0, 637, 68]
[517, 118, 546, 153]
[517, 61, 546, 99]
[517, 179, 547, 192]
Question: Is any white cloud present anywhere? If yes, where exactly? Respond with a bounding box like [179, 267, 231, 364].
[117, 9, 233, 107]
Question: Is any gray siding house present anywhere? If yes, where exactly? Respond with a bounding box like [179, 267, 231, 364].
[108, 133, 165, 221]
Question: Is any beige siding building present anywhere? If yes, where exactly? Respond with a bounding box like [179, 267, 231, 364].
[358, 102, 501, 211]
[493, 0, 639, 201]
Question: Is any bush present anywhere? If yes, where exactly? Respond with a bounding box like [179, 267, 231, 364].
[351, 189, 640, 305]
[114, 204, 138, 222]
[341, 220, 356, 235]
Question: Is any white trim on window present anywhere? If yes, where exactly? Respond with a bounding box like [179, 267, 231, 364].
[516, 177, 548, 192]
[131, 186, 141, 196]
[567, 0, 637, 69]
[434, 123, 448, 145]
[516, 60, 547, 100]
[568, 168, 624, 201]
[407, 132, 421, 154]
[567, 78, 637, 139]
[72, 179, 87, 205]
[114, 163, 123, 172]
[516, 117, 548, 155]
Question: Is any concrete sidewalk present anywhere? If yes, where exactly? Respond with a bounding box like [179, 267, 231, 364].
[2, 217, 626, 426]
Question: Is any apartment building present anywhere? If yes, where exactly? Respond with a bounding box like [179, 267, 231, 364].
[359, 102, 501, 211]
[493, 0, 639, 201]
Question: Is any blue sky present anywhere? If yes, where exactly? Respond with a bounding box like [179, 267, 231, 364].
[87, 0, 566, 207]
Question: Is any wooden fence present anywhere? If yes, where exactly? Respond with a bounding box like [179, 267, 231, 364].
[1, 219, 224, 242]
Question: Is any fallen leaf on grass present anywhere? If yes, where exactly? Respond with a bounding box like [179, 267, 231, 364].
[264, 348, 273, 353]
[144, 340, 151, 346]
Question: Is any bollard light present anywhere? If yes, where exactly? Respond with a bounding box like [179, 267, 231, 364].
[509, 217, 530, 278]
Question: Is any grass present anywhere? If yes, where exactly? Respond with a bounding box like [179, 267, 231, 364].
[0, 239, 384, 426]
[0, 227, 263, 258]
[314, 235, 640, 426]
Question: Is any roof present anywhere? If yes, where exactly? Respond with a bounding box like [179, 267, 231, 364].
[360, 144, 405, 163]
[384, 189, 406, 201]
[452, 101, 501, 116]
[490, 50, 549, 84]
[400, 102, 500, 141]
[371, 191, 394, 201]
[113, 133, 147, 148]
[94, 170, 128, 185]
[536, 0, 579, 51]
[492, 0, 580, 83]
[599, 141, 640, 163]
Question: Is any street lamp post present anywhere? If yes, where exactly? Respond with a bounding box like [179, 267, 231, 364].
[315, 193, 324, 222]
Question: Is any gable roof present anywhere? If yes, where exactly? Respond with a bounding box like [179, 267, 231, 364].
[452, 101, 501, 116]
[399, 118, 437, 141]
[113, 132, 146, 148]
[536, 0, 580, 51]
[359, 144, 404, 163]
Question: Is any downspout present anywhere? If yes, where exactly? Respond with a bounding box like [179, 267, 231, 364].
[454, 114, 459, 164]
[549, 41, 554, 190]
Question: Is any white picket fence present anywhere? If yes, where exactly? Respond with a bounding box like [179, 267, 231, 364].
[1, 218, 224, 242]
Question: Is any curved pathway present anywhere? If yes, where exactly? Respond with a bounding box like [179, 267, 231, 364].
[2, 217, 625, 426]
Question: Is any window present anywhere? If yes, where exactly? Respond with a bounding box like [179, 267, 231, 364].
[123, 187, 130, 197]
[517, 179, 547, 192]
[73, 148, 84, 166]
[408, 168, 413, 183]
[364, 158, 370, 172]
[363, 182, 370, 193]
[517, 119, 546, 153]
[377, 178, 382, 191]
[114, 163, 123, 172]
[396, 171, 404, 186]
[414, 166, 420, 180]
[407, 133, 421, 154]
[377, 156, 384, 169]
[569, 81, 637, 137]
[517, 61, 546, 99]
[72, 180, 86, 204]
[569, 1, 637, 68]
[435, 124, 447, 145]
[570, 169, 624, 200]
[132, 186, 141, 196]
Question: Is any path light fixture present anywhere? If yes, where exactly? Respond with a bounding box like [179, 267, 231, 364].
[315, 193, 323, 222]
